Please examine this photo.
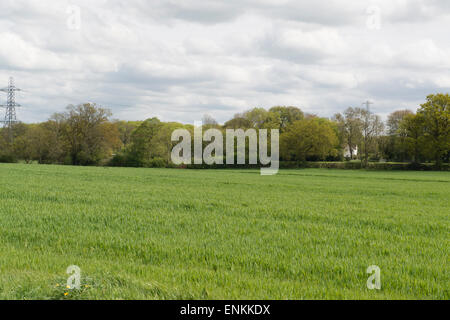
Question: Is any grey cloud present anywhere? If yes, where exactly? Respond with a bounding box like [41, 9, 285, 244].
[0, 0, 449, 124]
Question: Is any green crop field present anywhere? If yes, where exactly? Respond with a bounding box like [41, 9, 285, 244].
[0, 163, 448, 300]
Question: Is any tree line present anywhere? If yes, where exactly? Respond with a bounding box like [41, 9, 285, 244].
[0, 93, 448, 169]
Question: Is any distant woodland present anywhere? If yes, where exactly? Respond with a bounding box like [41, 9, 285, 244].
[0, 93, 448, 170]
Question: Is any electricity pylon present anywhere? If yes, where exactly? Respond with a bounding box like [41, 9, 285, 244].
[362, 100, 373, 112]
[0, 77, 22, 142]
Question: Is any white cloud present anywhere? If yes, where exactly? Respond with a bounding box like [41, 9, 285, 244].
[0, 0, 449, 124]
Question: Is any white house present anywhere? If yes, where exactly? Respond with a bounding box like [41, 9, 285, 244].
[344, 145, 358, 159]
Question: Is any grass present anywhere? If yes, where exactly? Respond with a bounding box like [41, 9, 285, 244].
[0, 163, 448, 300]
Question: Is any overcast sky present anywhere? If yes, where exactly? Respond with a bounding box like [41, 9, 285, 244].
[0, 0, 449, 124]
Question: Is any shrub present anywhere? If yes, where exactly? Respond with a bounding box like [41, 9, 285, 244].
[0, 153, 17, 163]
[146, 158, 167, 168]
[109, 153, 143, 167]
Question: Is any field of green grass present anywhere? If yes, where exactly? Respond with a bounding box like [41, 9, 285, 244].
[0, 163, 448, 300]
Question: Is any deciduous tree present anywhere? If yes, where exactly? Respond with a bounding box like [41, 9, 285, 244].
[417, 93, 450, 168]
[281, 118, 338, 161]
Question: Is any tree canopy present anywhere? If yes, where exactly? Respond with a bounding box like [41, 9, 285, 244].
[0, 96, 448, 169]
